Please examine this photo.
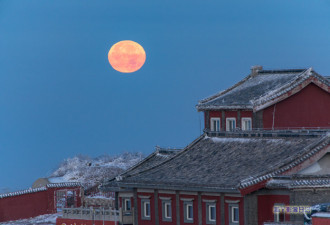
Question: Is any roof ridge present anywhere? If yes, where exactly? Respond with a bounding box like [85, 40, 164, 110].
[118, 134, 206, 180]
[258, 69, 306, 74]
[253, 68, 330, 111]
[197, 72, 252, 105]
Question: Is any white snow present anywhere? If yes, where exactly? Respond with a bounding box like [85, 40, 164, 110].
[50, 153, 144, 188]
[312, 212, 330, 218]
[0, 213, 59, 225]
[208, 136, 288, 144]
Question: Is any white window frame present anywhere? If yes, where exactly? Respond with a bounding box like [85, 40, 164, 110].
[186, 203, 193, 221]
[208, 204, 216, 222]
[226, 118, 236, 131]
[210, 118, 221, 132]
[144, 201, 151, 218]
[241, 117, 252, 131]
[164, 202, 171, 219]
[274, 203, 285, 222]
[124, 198, 131, 211]
[231, 206, 239, 223]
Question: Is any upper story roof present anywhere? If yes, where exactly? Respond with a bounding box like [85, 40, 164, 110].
[102, 131, 330, 193]
[196, 66, 330, 112]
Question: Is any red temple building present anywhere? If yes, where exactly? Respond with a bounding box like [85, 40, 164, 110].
[101, 66, 330, 225]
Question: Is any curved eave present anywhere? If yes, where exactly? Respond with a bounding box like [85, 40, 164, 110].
[239, 135, 330, 191]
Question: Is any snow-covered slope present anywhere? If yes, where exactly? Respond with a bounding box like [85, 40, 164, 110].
[50, 152, 144, 188]
[0, 213, 59, 225]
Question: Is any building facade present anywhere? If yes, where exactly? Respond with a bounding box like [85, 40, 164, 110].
[102, 66, 330, 225]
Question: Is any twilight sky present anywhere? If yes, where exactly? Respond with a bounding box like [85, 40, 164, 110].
[1, 0, 330, 191]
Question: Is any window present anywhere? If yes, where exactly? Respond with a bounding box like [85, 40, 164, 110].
[141, 199, 151, 220]
[229, 204, 239, 224]
[274, 203, 285, 222]
[210, 118, 221, 131]
[206, 203, 216, 224]
[184, 202, 194, 223]
[241, 118, 252, 131]
[124, 198, 131, 211]
[56, 190, 76, 212]
[226, 118, 236, 131]
[162, 200, 172, 221]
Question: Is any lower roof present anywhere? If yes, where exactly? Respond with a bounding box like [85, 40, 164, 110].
[108, 131, 329, 192]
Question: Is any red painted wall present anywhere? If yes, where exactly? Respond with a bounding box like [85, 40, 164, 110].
[201, 195, 221, 225]
[57, 218, 118, 225]
[158, 193, 176, 225]
[257, 195, 290, 225]
[0, 187, 82, 222]
[207, 110, 253, 130]
[137, 192, 155, 225]
[263, 83, 330, 129]
[180, 194, 198, 225]
[224, 196, 244, 225]
[312, 216, 330, 225]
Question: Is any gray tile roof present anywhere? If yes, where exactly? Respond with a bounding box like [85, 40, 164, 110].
[196, 68, 330, 111]
[120, 147, 181, 177]
[109, 132, 329, 192]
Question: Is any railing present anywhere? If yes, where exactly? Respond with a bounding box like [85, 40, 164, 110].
[205, 127, 330, 138]
[61, 207, 119, 222]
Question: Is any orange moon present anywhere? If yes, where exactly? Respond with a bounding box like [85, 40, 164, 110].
[108, 40, 146, 73]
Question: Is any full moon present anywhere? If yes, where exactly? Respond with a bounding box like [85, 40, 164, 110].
[108, 40, 146, 73]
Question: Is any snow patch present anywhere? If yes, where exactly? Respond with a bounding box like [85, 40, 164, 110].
[50, 152, 144, 188]
[208, 137, 287, 144]
[0, 213, 59, 225]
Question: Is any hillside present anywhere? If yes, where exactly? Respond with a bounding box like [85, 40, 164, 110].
[49, 152, 144, 188]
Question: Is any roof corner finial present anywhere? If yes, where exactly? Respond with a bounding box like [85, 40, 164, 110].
[155, 145, 161, 153]
[306, 67, 313, 75]
[251, 65, 263, 76]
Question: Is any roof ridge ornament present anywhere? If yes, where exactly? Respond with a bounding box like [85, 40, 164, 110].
[251, 65, 263, 76]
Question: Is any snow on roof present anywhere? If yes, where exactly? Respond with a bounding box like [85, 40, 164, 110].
[196, 67, 329, 111]
[312, 212, 330, 218]
[109, 132, 329, 192]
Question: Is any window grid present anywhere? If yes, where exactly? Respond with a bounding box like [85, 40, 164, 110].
[144, 201, 150, 218]
[226, 118, 236, 131]
[210, 118, 221, 131]
[209, 205, 216, 221]
[231, 206, 239, 223]
[164, 202, 171, 219]
[187, 203, 193, 220]
[241, 117, 252, 131]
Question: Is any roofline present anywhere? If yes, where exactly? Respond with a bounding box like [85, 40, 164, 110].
[120, 134, 206, 178]
[253, 69, 330, 111]
[197, 72, 252, 106]
[106, 147, 182, 182]
[196, 68, 330, 112]
[239, 134, 330, 189]
[0, 182, 82, 199]
[101, 135, 206, 190]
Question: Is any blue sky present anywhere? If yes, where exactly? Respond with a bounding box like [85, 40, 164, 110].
[1, 0, 330, 191]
